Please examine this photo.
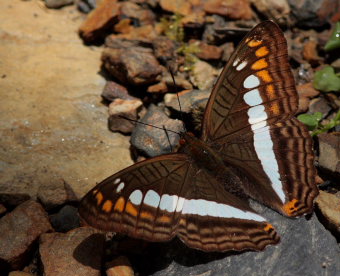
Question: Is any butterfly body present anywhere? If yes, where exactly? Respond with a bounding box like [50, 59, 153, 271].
[79, 21, 318, 252]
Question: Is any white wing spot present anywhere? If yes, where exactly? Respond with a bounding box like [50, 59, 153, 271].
[144, 190, 160, 208]
[116, 182, 124, 193]
[243, 88, 262, 106]
[236, 61, 247, 71]
[244, 75, 260, 89]
[114, 178, 121, 185]
[233, 58, 240, 67]
[129, 190, 143, 205]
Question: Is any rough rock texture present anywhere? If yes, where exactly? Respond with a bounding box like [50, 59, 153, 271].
[39, 227, 105, 276]
[134, 202, 340, 276]
[106, 256, 134, 276]
[318, 133, 340, 175]
[315, 190, 340, 237]
[0, 200, 53, 271]
[0, 0, 133, 205]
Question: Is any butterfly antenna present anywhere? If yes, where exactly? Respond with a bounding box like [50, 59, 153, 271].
[163, 125, 173, 152]
[168, 66, 187, 133]
[118, 115, 181, 136]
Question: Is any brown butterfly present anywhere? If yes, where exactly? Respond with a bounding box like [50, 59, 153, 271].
[79, 21, 318, 252]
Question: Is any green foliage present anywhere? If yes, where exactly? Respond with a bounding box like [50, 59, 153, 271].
[160, 14, 200, 72]
[298, 110, 340, 136]
[313, 66, 340, 92]
[160, 13, 184, 42]
[325, 22, 340, 51]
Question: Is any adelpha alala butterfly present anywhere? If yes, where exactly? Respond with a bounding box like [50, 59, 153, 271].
[79, 21, 319, 252]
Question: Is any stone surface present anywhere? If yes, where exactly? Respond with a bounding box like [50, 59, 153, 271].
[288, 0, 340, 28]
[318, 133, 340, 175]
[45, 0, 74, 9]
[159, 0, 192, 16]
[302, 40, 322, 66]
[108, 98, 144, 134]
[101, 46, 163, 86]
[309, 97, 332, 115]
[9, 272, 34, 276]
[120, 1, 155, 25]
[131, 202, 340, 276]
[249, 0, 290, 25]
[190, 40, 223, 61]
[130, 105, 184, 157]
[79, 0, 120, 43]
[101, 81, 136, 102]
[39, 227, 105, 276]
[296, 82, 320, 113]
[204, 0, 253, 20]
[50, 205, 80, 232]
[152, 36, 176, 64]
[0, 204, 7, 216]
[106, 256, 134, 276]
[0, 200, 53, 271]
[189, 60, 218, 90]
[0, 0, 133, 205]
[315, 190, 340, 237]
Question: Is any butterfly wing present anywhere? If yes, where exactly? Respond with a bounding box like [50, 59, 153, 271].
[79, 154, 279, 252]
[201, 21, 318, 217]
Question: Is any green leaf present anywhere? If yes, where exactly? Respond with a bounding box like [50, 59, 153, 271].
[313, 66, 340, 92]
[298, 112, 323, 130]
[325, 22, 340, 51]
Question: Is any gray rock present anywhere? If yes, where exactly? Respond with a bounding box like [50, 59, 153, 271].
[130, 105, 184, 157]
[45, 0, 74, 9]
[50, 205, 80, 232]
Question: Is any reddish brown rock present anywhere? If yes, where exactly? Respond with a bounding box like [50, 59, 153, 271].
[0, 203, 6, 215]
[249, 0, 290, 24]
[9, 271, 33, 276]
[120, 1, 156, 25]
[315, 190, 340, 237]
[0, 200, 53, 271]
[159, 0, 192, 16]
[302, 40, 321, 66]
[108, 98, 143, 134]
[296, 82, 320, 113]
[79, 0, 120, 43]
[147, 81, 168, 93]
[106, 256, 134, 276]
[153, 36, 176, 64]
[102, 46, 162, 85]
[318, 133, 340, 175]
[190, 40, 223, 60]
[39, 227, 105, 276]
[101, 81, 136, 102]
[204, 0, 253, 20]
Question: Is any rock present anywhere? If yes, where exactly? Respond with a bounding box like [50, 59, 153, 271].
[120, 1, 156, 25]
[101, 46, 163, 86]
[130, 105, 184, 157]
[296, 82, 320, 113]
[202, 15, 237, 45]
[39, 227, 105, 276]
[318, 133, 340, 175]
[315, 190, 340, 237]
[101, 81, 136, 102]
[0, 200, 53, 271]
[76, 0, 97, 13]
[1, 0, 133, 216]
[152, 37, 176, 64]
[162, 73, 193, 92]
[138, 202, 340, 276]
[189, 60, 219, 90]
[37, 177, 76, 210]
[108, 98, 144, 134]
[45, 0, 74, 9]
[249, 0, 290, 25]
[106, 256, 134, 276]
[159, 0, 192, 16]
[9, 272, 34, 276]
[147, 81, 169, 93]
[220, 42, 235, 63]
[113, 22, 158, 42]
[50, 205, 80, 232]
[204, 0, 253, 20]
[288, 0, 340, 28]
[190, 40, 223, 61]
[0, 204, 6, 216]
[79, 0, 120, 43]
[295, 63, 314, 85]
[164, 89, 210, 114]
[309, 97, 332, 115]
[302, 40, 322, 66]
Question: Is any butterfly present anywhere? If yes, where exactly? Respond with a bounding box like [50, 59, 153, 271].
[79, 21, 319, 252]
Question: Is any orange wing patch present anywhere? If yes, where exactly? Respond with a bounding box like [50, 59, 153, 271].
[269, 102, 280, 115]
[251, 58, 268, 70]
[114, 197, 125, 212]
[140, 211, 154, 220]
[264, 223, 274, 232]
[126, 202, 138, 217]
[257, 70, 273, 83]
[248, 39, 262, 47]
[102, 200, 113, 213]
[95, 192, 104, 206]
[255, 46, 269, 57]
[266, 84, 276, 100]
[283, 199, 299, 216]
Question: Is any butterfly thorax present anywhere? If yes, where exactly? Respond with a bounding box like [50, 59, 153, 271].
[179, 132, 226, 175]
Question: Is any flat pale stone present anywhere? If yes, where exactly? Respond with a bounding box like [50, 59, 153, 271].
[0, 0, 133, 204]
